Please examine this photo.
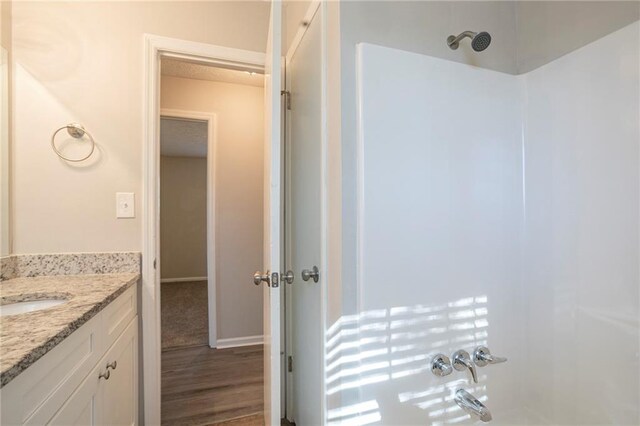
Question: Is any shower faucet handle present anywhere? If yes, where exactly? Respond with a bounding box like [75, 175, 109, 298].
[430, 354, 453, 377]
[473, 346, 507, 367]
[452, 350, 478, 384]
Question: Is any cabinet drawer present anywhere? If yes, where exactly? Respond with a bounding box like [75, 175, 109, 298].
[101, 286, 137, 351]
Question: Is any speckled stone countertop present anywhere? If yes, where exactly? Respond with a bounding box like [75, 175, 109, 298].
[0, 273, 139, 387]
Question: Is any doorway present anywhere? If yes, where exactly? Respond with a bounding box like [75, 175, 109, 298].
[158, 58, 267, 425]
[160, 113, 214, 350]
[143, 10, 286, 421]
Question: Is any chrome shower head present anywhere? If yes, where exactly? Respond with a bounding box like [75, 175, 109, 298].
[447, 31, 492, 52]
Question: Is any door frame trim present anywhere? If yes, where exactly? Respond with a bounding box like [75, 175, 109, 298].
[143, 34, 265, 425]
[285, 1, 321, 63]
[160, 108, 218, 349]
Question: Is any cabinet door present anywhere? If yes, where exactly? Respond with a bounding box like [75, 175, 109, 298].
[101, 317, 138, 426]
[49, 317, 138, 426]
[48, 364, 102, 426]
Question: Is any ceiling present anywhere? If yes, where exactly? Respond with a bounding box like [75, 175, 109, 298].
[160, 117, 208, 158]
[161, 59, 264, 87]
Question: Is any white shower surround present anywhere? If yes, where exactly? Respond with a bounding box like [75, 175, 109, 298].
[348, 21, 639, 425]
[522, 21, 639, 425]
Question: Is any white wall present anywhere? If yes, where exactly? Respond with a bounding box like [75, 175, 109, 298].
[11, 1, 269, 254]
[1, 0, 12, 257]
[161, 75, 264, 341]
[522, 22, 639, 425]
[515, 1, 639, 73]
[160, 156, 207, 280]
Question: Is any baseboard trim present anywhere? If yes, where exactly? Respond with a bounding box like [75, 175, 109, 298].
[160, 276, 207, 283]
[215, 335, 263, 349]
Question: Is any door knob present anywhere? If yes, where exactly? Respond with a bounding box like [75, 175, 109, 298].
[452, 350, 478, 383]
[430, 354, 453, 377]
[253, 271, 271, 286]
[473, 346, 507, 367]
[301, 266, 319, 283]
[282, 270, 294, 284]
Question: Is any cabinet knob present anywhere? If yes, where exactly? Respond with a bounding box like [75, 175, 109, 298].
[99, 370, 111, 380]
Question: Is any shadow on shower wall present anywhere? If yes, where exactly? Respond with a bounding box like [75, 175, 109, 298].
[326, 295, 491, 425]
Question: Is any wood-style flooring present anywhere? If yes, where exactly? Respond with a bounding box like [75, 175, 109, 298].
[162, 345, 264, 425]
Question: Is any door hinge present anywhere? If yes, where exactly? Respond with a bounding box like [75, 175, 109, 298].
[281, 90, 291, 110]
[153, 259, 157, 269]
[271, 271, 279, 288]
[288, 356, 293, 372]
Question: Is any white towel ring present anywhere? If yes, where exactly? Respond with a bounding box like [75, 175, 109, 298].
[51, 123, 96, 162]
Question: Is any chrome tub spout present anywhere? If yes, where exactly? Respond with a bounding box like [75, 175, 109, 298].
[454, 389, 492, 422]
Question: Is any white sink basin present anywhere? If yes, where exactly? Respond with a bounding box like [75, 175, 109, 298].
[0, 299, 67, 316]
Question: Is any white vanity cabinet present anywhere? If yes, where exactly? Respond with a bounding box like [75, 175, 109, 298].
[0, 285, 138, 426]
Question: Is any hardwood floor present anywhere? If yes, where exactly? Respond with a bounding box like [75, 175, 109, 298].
[214, 414, 264, 426]
[162, 345, 264, 425]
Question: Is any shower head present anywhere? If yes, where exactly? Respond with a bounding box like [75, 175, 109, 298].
[447, 31, 492, 52]
[471, 32, 492, 52]
[470, 32, 491, 52]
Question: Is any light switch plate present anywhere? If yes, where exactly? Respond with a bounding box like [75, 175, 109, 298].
[116, 192, 135, 218]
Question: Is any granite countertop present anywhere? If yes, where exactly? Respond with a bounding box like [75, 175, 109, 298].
[0, 273, 139, 388]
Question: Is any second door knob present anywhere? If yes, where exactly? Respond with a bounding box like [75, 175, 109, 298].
[301, 266, 320, 283]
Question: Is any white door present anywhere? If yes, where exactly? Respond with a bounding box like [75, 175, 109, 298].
[259, 1, 283, 425]
[286, 6, 323, 425]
